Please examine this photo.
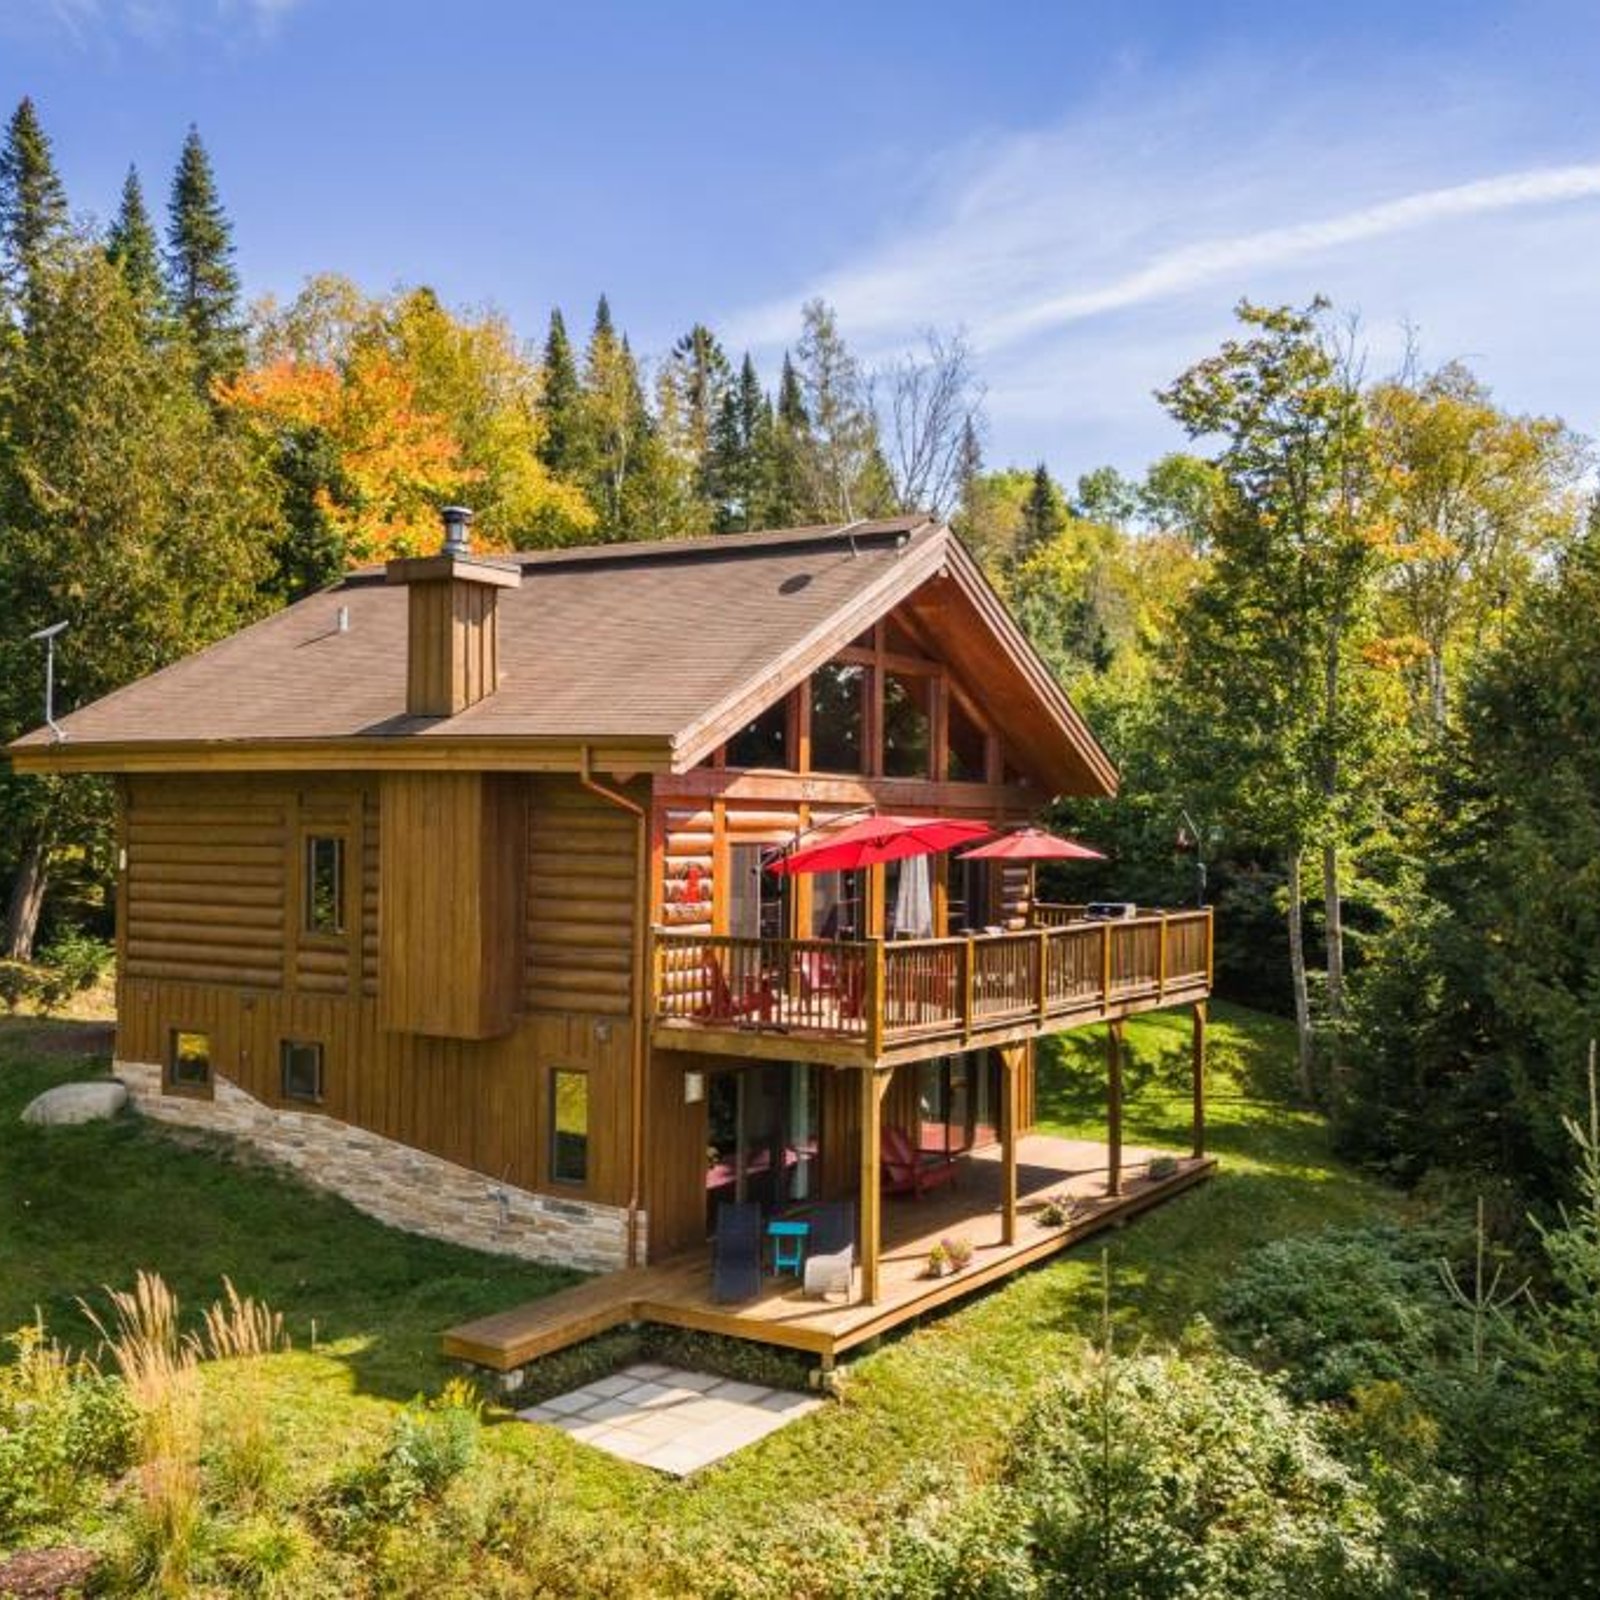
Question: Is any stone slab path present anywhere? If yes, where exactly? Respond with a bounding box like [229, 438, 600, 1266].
[517, 1363, 823, 1476]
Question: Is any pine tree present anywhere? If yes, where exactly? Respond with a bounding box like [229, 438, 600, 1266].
[579, 295, 652, 538]
[761, 352, 810, 526]
[1014, 462, 1066, 563]
[0, 96, 69, 320]
[664, 323, 732, 501]
[537, 307, 582, 477]
[165, 125, 244, 387]
[105, 165, 165, 320]
[707, 353, 771, 532]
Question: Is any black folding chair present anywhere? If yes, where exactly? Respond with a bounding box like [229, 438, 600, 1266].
[712, 1201, 763, 1303]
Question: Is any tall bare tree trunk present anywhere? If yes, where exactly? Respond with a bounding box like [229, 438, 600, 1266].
[1286, 844, 1316, 1103]
[1323, 838, 1345, 1091]
[3, 836, 50, 961]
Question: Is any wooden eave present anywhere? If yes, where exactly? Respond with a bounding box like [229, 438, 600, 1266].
[3, 734, 674, 777]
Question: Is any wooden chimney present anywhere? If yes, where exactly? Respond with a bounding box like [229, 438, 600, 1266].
[386, 507, 521, 718]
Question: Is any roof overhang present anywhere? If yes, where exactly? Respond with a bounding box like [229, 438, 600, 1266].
[4, 734, 674, 778]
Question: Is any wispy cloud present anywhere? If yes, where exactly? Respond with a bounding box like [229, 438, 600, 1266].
[5, 0, 305, 51]
[721, 68, 1600, 469]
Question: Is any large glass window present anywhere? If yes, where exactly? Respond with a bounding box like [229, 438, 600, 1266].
[811, 868, 867, 939]
[882, 672, 932, 779]
[168, 1029, 211, 1091]
[947, 695, 987, 782]
[809, 663, 865, 774]
[729, 843, 790, 940]
[304, 836, 345, 935]
[280, 1040, 324, 1104]
[949, 858, 995, 934]
[728, 700, 788, 769]
[551, 1069, 590, 1185]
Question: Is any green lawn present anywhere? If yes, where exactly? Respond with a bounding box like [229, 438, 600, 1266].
[0, 1004, 1400, 1594]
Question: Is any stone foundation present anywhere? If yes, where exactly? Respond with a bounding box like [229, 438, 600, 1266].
[115, 1061, 640, 1273]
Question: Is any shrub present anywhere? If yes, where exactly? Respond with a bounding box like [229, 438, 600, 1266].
[33, 929, 112, 1013]
[0, 960, 39, 1013]
[1012, 1339, 1389, 1598]
[1216, 1224, 1471, 1401]
[0, 1322, 137, 1541]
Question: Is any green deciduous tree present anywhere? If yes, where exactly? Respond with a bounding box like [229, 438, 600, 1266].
[1159, 301, 1387, 1099]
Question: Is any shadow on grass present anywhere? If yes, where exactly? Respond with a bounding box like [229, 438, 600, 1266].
[0, 1022, 576, 1404]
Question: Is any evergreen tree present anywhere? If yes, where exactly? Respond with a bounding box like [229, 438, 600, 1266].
[165, 124, 244, 387]
[792, 297, 879, 520]
[663, 322, 731, 504]
[761, 352, 810, 526]
[707, 353, 771, 532]
[537, 307, 582, 477]
[1014, 463, 1066, 563]
[0, 96, 69, 320]
[578, 295, 652, 538]
[104, 165, 165, 320]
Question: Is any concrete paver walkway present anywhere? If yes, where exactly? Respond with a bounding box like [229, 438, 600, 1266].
[517, 1363, 822, 1476]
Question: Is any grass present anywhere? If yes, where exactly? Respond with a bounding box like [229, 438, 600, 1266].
[0, 1003, 1401, 1594]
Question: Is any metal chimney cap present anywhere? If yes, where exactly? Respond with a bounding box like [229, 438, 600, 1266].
[440, 505, 474, 555]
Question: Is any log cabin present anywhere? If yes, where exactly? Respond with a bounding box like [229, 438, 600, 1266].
[7, 511, 1212, 1338]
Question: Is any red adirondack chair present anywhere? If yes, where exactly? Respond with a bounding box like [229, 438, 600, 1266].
[880, 1125, 958, 1198]
[697, 952, 776, 1023]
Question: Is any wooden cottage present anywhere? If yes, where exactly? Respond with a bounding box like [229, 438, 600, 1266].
[8, 514, 1212, 1361]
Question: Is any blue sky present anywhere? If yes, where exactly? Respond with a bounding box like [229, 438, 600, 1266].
[3, 0, 1598, 477]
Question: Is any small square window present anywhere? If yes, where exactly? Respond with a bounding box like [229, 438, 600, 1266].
[168, 1030, 211, 1090]
[280, 1040, 324, 1104]
[551, 1069, 589, 1185]
[304, 836, 344, 935]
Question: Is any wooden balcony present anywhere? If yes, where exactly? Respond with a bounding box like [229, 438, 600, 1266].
[650, 906, 1213, 1067]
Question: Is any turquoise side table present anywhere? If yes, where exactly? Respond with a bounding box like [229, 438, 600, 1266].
[767, 1218, 809, 1276]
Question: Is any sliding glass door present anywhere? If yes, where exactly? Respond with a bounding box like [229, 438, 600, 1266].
[704, 1063, 821, 1232]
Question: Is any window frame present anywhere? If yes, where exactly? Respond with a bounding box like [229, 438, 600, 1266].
[279, 1039, 325, 1106]
[549, 1067, 591, 1187]
[166, 1028, 213, 1099]
[301, 833, 347, 940]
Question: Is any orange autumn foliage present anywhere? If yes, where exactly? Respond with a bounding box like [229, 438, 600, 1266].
[220, 353, 481, 564]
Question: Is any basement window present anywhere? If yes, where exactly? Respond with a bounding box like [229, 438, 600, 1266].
[304, 836, 345, 935]
[280, 1040, 324, 1104]
[551, 1069, 590, 1185]
[167, 1029, 211, 1092]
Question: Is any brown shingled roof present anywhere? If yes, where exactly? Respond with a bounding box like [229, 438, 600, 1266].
[7, 517, 1117, 796]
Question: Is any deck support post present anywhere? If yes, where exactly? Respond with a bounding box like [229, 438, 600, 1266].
[1000, 1046, 1020, 1245]
[1191, 1000, 1207, 1158]
[859, 1066, 888, 1304]
[1107, 1020, 1124, 1197]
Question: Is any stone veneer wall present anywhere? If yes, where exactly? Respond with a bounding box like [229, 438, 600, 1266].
[115, 1061, 640, 1273]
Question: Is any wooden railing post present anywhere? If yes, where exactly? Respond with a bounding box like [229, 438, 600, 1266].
[865, 940, 886, 1060]
[1035, 928, 1050, 1022]
[1101, 920, 1112, 1005]
[1192, 1000, 1208, 1158]
[860, 1066, 886, 1303]
[1157, 916, 1167, 1002]
[999, 1046, 1019, 1245]
[1107, 1019, 1124, 1197]
[962, 936, 976, 1039]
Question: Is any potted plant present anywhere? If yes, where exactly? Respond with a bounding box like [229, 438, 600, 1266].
[942, 1234, 974, 1271]
[1036, 1191, 1077, 1229]
[925, 1242, 951, 1278]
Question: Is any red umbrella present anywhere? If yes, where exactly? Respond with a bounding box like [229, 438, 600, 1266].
[767, 814, 992, 876]
[959, 826, 1106, 862]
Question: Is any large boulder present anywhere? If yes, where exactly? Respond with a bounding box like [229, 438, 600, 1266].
[21, 1079, 128, 1126]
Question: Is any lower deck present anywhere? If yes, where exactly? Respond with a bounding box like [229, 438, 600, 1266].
[443, 1133, 1215, 1371]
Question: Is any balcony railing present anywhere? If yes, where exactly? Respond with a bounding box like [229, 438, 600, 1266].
[652, 907, 1212, 1058]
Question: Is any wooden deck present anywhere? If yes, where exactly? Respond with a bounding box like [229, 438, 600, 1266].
[443, 1134, 1216, 1372]
[651, 910, 1212, 1069]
